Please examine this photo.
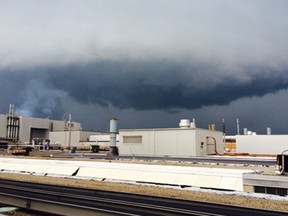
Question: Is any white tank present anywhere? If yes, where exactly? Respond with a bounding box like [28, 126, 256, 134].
[179, 119, 190, 128]
[267, 127, 272, 135]
[243, 128, 248, 135]
[109, 118, 118, 133]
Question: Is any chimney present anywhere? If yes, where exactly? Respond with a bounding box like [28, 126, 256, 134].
[108, 118, 119, 156]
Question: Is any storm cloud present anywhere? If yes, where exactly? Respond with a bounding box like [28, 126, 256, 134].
[1, 0, 288, 134]
[47, 61, 288, 111]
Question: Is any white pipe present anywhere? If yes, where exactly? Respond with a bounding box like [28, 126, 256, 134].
[68, 113, 72, 148]
[236, 118, 240, 135]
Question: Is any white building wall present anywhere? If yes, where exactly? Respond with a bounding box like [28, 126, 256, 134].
[236, 135, 288, 155]
[89, 134, 110, 142]
[49, 131, 76, 146]
[89, 134, 120, 148]
[49, 131, 95, 146]
[154, 129, 196, 156]
[119, 130, 155, 156]
[118, 128, 224, 157]
[195, 129, 224, 156]
[20, 117, 81, 144]
[0, 115, 7, 138]
[19, 117, 50, 143]
[79, 131, 97, 142]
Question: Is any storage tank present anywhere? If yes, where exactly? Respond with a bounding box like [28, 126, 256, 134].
[208, 124, 216, 131]
[267, 127, 272, 135]
[243, 128, 248, 135]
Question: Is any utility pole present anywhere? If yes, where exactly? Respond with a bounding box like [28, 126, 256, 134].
[222, 118, 226, 149]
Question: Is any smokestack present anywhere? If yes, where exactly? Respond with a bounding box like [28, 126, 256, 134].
[8, 104, 15, 116]
[236, 118, 240, 135]
[7, 104, 15, 139]
[108, 118, 119, 156]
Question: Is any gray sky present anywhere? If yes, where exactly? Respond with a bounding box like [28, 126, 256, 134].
[1, 0, 288, 134]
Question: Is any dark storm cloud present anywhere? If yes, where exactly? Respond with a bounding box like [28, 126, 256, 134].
[46, 61, 288, 111]
[1, 0, 288, 133]
[2, 57, 288, 119]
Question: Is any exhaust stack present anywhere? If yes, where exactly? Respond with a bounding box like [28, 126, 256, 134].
[108, 118, 119, 156]
[267, 127, 272, 135]
[236, 118, 240, 135]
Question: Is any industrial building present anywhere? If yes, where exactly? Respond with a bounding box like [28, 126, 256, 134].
[3, 102, 287, 156]
[87, 134, 119, 148]
[236, 134, 288, 155]
[118, 119, 224, 157]
[0, 104, 93, 147]
[49, 131, 99, 147]
[0, 114, 81, 145]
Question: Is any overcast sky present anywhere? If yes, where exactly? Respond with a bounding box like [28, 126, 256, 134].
[1, 0, 288, 134]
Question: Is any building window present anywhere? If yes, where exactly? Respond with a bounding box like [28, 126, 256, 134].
[255, 186, 287, 196]
[254, 186, 266, 194]
[277, 188, 287, 196]
[266, 187, 277, 195]
[123, 136, 142, 144]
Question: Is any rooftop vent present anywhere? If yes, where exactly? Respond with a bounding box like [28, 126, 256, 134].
[179, 119, 190, 128]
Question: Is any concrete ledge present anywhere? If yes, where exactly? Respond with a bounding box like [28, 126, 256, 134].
[243, 173, 288, 188]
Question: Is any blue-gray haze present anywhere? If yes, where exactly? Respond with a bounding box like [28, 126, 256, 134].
[1, 0, 288, 134]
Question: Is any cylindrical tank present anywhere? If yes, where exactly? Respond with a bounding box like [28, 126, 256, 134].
[179, 119, 190, 128]
[109, 118, 118, 133]
[243, 128, 248, 135]
[267, 127, 272, 135]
